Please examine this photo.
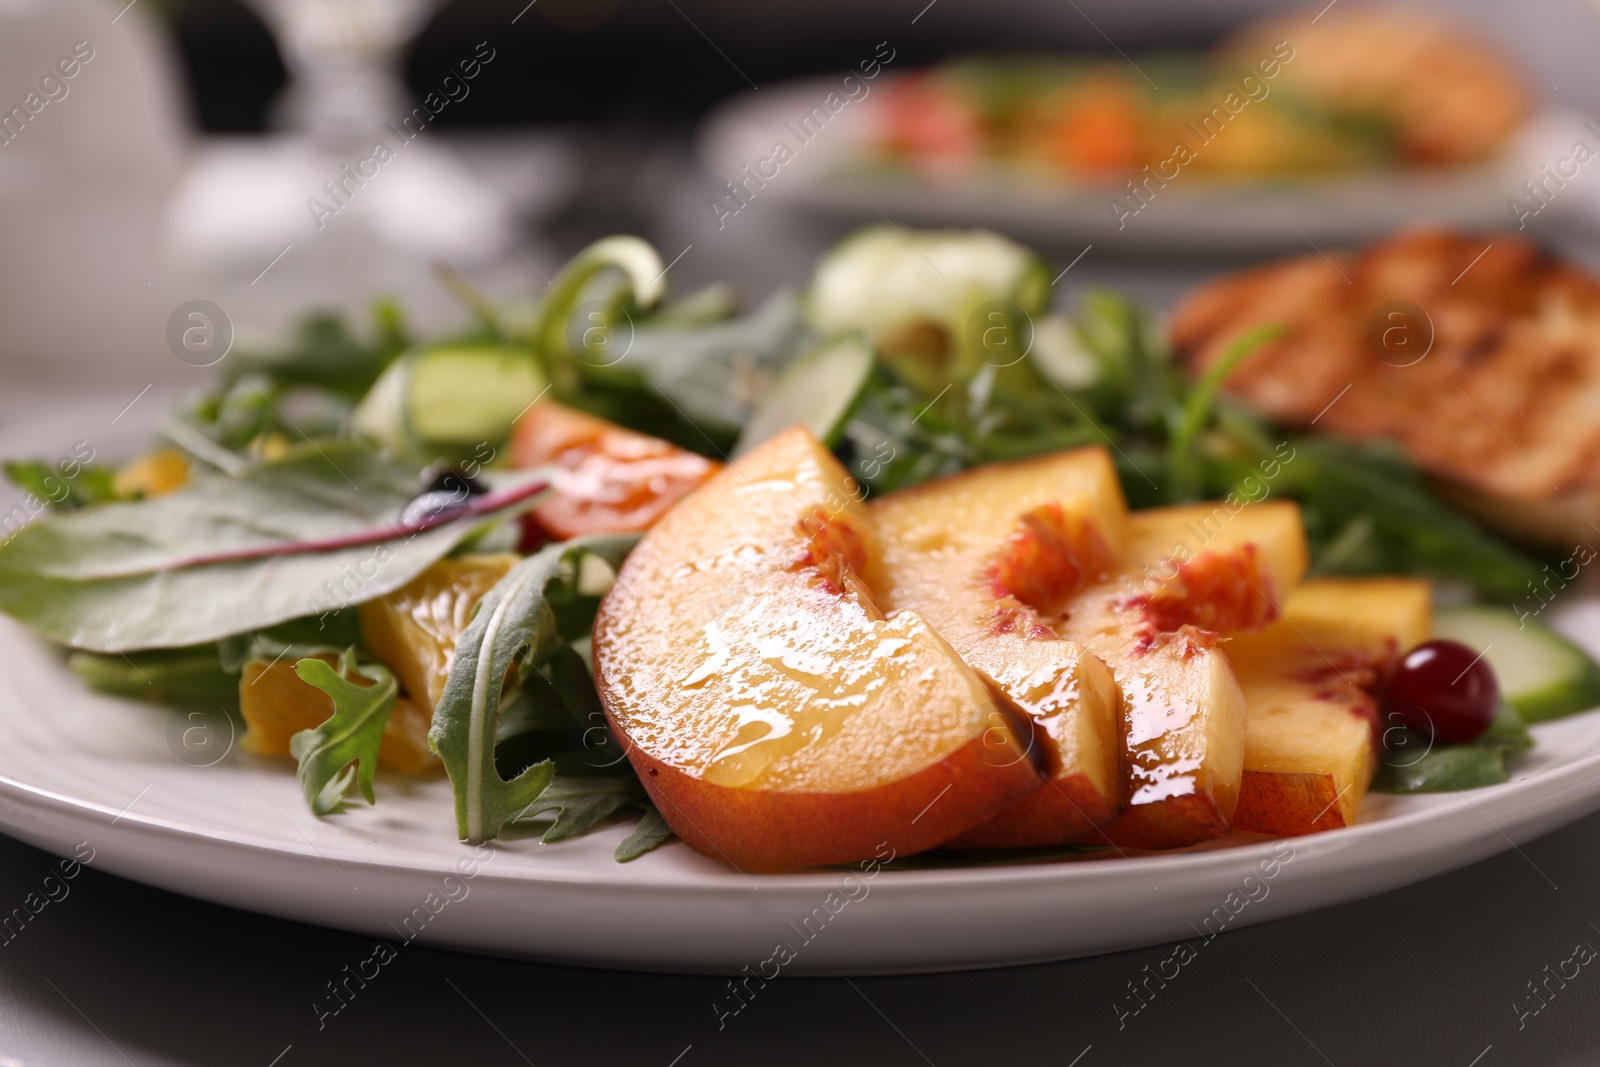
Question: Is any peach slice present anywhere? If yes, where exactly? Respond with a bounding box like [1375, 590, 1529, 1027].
[1065, 501, 1309, 849]
[1227, 578, 1431, 835]
[591, 427, 1045, 871]
[510, 400, 721, 540]
[870, 448, 1126, 847]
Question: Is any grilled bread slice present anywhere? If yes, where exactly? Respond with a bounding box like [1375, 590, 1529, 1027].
[1170, 229, 1600, 546]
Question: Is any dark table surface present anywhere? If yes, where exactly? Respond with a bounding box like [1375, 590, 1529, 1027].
[2, 807, 1600, 1066]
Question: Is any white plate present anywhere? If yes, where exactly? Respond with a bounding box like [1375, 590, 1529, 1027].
[6, 613, 1600, 979]
[697, 77, 1592, 250]
[6, 405, 1600, 976]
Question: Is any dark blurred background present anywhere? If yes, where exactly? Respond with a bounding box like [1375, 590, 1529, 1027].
[160, 0, 1299, 271]
[169, 0, 1273, 133]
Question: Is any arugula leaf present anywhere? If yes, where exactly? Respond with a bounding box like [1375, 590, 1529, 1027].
[493, 675, 574, 742]
[1166, 323, 1285, 502]
[289, 649, 399, 814]
[567, 289, 811, 456]
[222, 304, 409, 399]
[975, 289, 1544, 598]
[513, 770, 647, 843]
[0, 441, 548, 652]
[215, 610, 363, 674]
[1066, 289, 1180, 436]
[839, 383, 975, 494]
[430, 534, 639, 844]
[615, 804, 674, 862]
[67, 645, 238, 709]
[526, 235, 666, 371]
[1370, 704, 1533, 793]
[492, 645, 619, 779]
[4, 460, 119, 511]
[1285, 438, 1544, 599]
[492, 636, 644, 812]
[544, 644, 624, 753]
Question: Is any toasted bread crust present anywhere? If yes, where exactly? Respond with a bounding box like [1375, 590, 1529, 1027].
[1171, 229, 1600, 501]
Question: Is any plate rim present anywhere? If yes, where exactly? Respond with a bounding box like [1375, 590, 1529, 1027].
[3, 710, 1598, 894]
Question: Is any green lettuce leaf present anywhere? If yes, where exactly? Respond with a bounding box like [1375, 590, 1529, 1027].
[513, 769, 647, 843]
[562, 289, 811, 456]
[615, 805, 674, 862]
[1370, 704, 1533, 794]
[4, 460, 119, 511]
[67, 645, 238, 709]
[215, 610, 363, 675]
[222, 302, 410, 399]
[290, 649, 399, 814]
[430, 534, 639, 844]
[0, 441, 548, 652]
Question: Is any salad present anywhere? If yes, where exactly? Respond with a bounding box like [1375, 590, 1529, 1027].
[0, 224, 1594, 870]
[874, 6, 1526, 183]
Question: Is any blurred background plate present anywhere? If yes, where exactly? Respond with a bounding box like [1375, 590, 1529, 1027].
[700, 78, 1588, 250]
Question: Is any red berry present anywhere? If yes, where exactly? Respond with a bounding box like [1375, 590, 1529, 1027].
[1380, 639, 1499, 745]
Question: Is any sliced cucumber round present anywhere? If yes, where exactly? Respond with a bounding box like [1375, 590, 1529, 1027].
[350, 353, 409, 449]
[733, 336, 874, 459]
[1433, 606, 1600, 723]
[354, 345, 546, 453]
[805, 225, 1049, 338]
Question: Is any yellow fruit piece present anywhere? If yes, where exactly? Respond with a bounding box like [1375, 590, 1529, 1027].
[1226, 577, 1432, 674]
[239, 656, 437, 774]
[112, 449, 189, 499]
[870, 447, 1126, 847]
[1227, 578, 1432, 835]
[359, 553, 520, 713]
[247, 433, 294, 463]
[1230, 677, 1376, 835]
[1120, 500, 1310, 631]
[1061, 500, 1309, 850]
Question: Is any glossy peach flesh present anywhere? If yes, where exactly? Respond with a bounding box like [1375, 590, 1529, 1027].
[510, 399, 720, 539]
[592, 427, 1044, 869]
[870, 448, 1126, 847]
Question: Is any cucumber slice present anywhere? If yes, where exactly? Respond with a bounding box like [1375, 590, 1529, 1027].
[406, 347, 545, 445]
[350, 354, 409, 449]
[354, 345, 546, 453]
[805, 225, 1050, 339]
[1434, 606, 1600, 723]
[733, 336, 874, 458]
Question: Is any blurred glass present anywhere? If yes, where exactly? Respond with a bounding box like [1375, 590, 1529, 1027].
[251, 0, 439, 143]
[164, 0, 522, 344]
[0, 0, 188, 388]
